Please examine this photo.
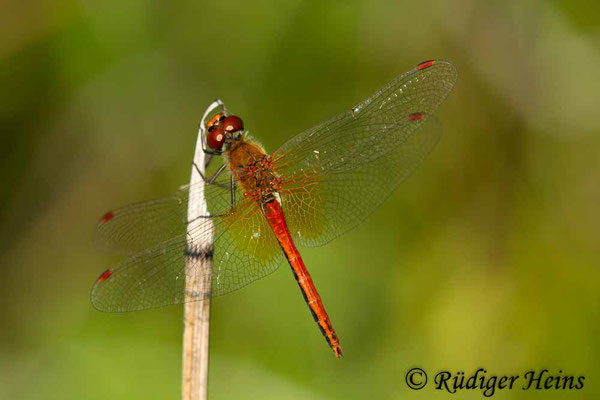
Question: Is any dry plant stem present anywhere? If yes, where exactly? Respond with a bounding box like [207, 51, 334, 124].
[182, 128, 214, 400]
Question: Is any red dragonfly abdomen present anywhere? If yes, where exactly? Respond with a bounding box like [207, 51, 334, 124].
[263, 199, 343, 358]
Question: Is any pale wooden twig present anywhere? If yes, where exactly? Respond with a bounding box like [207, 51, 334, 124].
[182, 124, 214, 400]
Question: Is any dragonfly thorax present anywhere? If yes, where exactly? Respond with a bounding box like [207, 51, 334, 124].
[227, 138, 282, 205]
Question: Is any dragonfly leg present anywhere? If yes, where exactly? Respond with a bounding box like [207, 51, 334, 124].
[193, 162, 228, 186]
[204, 153, 213, 169]
[230, 176, 236, 209]
[187, 169, 236, 224]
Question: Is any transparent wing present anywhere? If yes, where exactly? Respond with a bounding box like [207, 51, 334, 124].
[91, 60, 456, 310]
[91, 172, 283, 312]
[95, 173, 232, 255]
[272, 60, 456, 246]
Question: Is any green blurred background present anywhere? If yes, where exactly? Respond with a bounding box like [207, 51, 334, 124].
[2, 0, 599, 399]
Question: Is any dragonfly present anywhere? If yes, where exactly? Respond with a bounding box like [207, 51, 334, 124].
[92, 60, 457, 358]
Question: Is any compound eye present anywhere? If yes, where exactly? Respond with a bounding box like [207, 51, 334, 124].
[223, 115, 244, 133]
[207, 127, 225, 150]
[206, 113, 224, 131]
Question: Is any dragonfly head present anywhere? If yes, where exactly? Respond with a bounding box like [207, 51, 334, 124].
[206, 115, 244, 151]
